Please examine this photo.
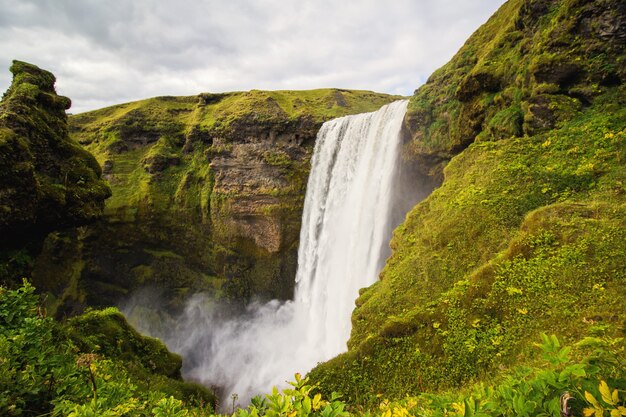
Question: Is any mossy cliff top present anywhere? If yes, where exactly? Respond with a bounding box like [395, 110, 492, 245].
[309, 0, 626, 406]
[404, 0, 625, 178]
[0, 61, 111, 248]
[70, 89, 401, 216]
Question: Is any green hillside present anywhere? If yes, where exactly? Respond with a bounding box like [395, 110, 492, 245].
[309, 0, 625, 405]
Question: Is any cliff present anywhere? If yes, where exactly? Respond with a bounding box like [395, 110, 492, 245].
[52, 89, 401, 313]
[0, 63, 216, 414]
[403, 0, 625, 179]
[309, 0, 626, 404]
[0, 61, 110, 284]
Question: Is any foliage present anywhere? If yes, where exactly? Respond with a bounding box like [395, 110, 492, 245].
[0, 281, 83, 415]
[0, 281, 215, 416]
[2, 282, 625, 417]
[234, 374, 349, 417]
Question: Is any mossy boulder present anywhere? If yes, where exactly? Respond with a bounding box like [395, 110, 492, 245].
[68, 307, 218, 406]
[0, 61, 110, 252]
[309, 0, 626, 406]
[66, 306, 182, 377]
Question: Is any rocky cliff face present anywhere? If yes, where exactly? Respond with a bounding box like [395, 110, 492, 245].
[0, 61, 110, 285]
[53, 90, 400, 313]
[310, 0, 625, 404]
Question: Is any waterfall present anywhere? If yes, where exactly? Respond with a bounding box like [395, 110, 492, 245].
[123, 100, 410, 407]
[294, 99, 409, 357]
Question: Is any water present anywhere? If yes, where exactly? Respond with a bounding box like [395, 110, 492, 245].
[294, 99, 409, 357]
[123, 100, 411, 406]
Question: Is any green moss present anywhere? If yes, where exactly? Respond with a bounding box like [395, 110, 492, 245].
[405, 0, 625, 164]
[311, 18, 626, 401]
[0, 61, 110, 251]
[66, 306, 182, 377]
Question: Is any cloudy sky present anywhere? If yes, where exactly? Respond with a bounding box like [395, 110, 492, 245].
[0, 0, 505, 114]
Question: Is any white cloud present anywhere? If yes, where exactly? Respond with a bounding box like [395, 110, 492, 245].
[0, 0, 506, 113]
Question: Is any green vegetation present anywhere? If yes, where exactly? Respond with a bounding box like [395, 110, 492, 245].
[2, 280, 625, 417]
[0, 281, 215, 416]
[309, 0, 626, 406]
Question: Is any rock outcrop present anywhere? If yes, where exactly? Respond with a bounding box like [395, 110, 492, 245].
[0, 61, 111, 240]
[0, 61, 110, 285]
[403, 0, 625, 180]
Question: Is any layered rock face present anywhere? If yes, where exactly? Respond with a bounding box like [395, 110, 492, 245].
[56, 90, 400, 313]
[0, 61, 110, 285]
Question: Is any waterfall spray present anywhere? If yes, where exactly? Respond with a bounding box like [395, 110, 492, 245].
[123, 100, 410, 406]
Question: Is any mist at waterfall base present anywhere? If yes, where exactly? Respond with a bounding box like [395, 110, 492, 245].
[122, 100, 430, 407]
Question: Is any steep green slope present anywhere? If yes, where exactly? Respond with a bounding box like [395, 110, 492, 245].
[309, 0, 625, 405]
[55, 89, 401, 313]
[0, 61, 110, 285]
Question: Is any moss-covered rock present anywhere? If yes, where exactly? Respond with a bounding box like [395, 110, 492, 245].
[403, 0, 625, 178]
[309, 0, 626, 406]
[0, 61, 110, 284]
[53, 89, 401, 312]
[66, 306, 183, 378]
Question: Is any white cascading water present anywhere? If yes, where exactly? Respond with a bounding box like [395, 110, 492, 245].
[294, 99, 409, 356]
[123, 100, 410, 407]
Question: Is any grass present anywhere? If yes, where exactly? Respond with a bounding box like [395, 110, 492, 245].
[308, 0, 626, 401]
[310, 93, 626, 404]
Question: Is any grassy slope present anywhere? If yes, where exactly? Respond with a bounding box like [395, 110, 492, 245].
[309, 0, 626, 406]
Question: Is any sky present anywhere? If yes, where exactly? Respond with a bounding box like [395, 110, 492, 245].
[0, 0, 506, 114]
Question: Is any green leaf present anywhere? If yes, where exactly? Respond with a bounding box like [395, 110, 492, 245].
[303, 396, 311, 414]
[464, 398, 475, 417]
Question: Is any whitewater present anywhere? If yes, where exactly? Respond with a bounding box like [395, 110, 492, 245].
[123, 99, 410, 406]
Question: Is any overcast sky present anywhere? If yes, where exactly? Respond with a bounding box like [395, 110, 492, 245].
[0, 0, 505, 114]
